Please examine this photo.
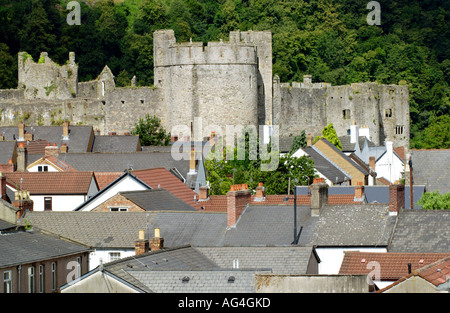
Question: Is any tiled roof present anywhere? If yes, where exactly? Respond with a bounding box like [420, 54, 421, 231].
[388, 210, 450, 253]
[5, 171, 95, 194]
[120, 189, 197, 211]
[21, 139, 50, 154]
[200, 193, 361, 212]
[131, 168, 201, 210]
[339, 252, 450, 280]
[410, 149, 450, 193]
[0, 141, 16, 164]
[376, 256, 450, 292]
[0, 230, 89, 267]
[93, 172, 122, 190]
[27, 154, 78, 172]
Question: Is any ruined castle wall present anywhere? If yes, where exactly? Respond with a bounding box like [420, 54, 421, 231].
[273, 80, 328, 139]
[0, 89, 24, 101]
[18, 52, 78, 100]
[77, 81, 98, 99]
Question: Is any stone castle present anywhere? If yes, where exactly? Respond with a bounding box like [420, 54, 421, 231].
[0, 29, 410, 149]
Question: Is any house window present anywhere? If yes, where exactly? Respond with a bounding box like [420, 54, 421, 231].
[44, 197, 52, 211]
[38, 166, 48, 172]
[77, 257, 82, 279]
[51, 262, 57, 291]
[342, 109, 351, 120]
[3, 271, 12, 293]
[385, 109, 392, 118]
[28, 266, 35, 293]
[39, 265, 44, 293]
[395, 125, 404, 135]
[109, 252, 121, 262]
[110, 207, 128, 212]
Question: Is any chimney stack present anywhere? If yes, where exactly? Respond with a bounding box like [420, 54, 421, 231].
[16, 142, 27, 172]
[150, 228, 164, 251]
[0, 172, 7, 201]
[62, 121, 70, 140]
[354, 182, 365, 202]
[134, 230, 149, 255]
[45, 143, 59, 157]
[350, 121, 358, 144]
[198, 186, 209, 201]
[18, 122, 25, 141]
[369, 156, 375, 170]
[254, 182, 265, 201]
[60, 143, 68, 154]
[189, 148, 196, 174]
[310, 178, 328, 216]
[12, 190, 33, 219]
[306, 133, 313, 147]
[389, 184, 405, 216]
[227, 184, 251, 228]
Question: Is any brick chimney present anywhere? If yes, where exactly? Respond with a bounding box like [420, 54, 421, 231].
[18, 122, 25, 141]
[134, 229, 149, 255]
[16, 142, 27, 172]
[62, 121, 70, 140]
[227, 184, 251, 228]
[306, 133, 313, 147]
[0, 172, 7, 201]
[60, 143, 68, 154]
[389, 184, 405, 216]
[369, 156, 375, 170]
[254, 182, 265, 201]
[198, 186, 209, 201]
[189, 148, 196, 174]
[24, 131, 33, 142]
[310, 178, 328, 216]
[354, 182, 365, 202]
[12, 190, 33, 219]
[150, 228, 164, 251]
[45, 143, 59, 157]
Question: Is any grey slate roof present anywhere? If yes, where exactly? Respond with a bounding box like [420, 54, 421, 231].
[29, 152, 190, 179]
[303, 146, 350, 184]
[0, 230, 90, 268]
[0, 141, 16, 164]
[388, 210, 450, 253]
[0, 219, 16, 232]
[128, 270, 264, 293]
[98, 245, 315, 293]
[279, 137, 294, 153]
[410, 149, 450, 193]
[23, 211, 228, 249]
[120, 189, 197, 211]
[91, 135, 140, 153]
[0, 125, 94, 153]
[312, 204, 397, 247]
[223, 205, 318, 247]
[339, 135, 376, 153]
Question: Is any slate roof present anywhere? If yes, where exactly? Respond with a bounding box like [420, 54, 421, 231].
[94, 245, 316, 293]
[120, 189, 197, 211]
[303, 146, 350, 184]
[0, 230, 90, 268]
[27, 154, 77, 172]
[339, 135, 376, 153]
[23, 211, 227, 249]
[91, 135, 140, 153]
[339, 252, 450, 280]
[312, 204, 396, 247]
[410, 149, 450, 193]
[279, 137, 295, 153]
[0, 141, 16, 164]
[0, 219, 16, 232]
[388, 210, 450, 253]
[5, 171, 95, 194]
[0, 125, 94, 153]
[27, 152, 191, 180]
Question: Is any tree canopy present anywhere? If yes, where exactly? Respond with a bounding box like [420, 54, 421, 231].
[0, 0, 448, 148]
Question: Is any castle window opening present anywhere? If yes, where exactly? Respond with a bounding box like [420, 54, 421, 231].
[342, 109, 351, 120]
[140, 100, 144, 104]
[395, 125, 404, 135]
[385, 109, 392, 118]
[101, 81, 105, 96]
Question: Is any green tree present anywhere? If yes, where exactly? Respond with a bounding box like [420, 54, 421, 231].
[418, 191, 450, 210]
[0, 43, 16, 89]
[414, 115, 450, 149]
[314, 123, 342, 150]
[289, 130, 307, 154]
[131, 114, 171, 146]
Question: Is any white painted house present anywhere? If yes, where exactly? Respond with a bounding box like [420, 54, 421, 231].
[5, 172, 98, 211]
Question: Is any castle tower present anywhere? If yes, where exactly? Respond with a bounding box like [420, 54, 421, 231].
[153, 30, 264, 142]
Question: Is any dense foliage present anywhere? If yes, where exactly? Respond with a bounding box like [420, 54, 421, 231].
[418, 190, 450, 210]
[205, 127, 316, 195]
[131, 113, 171, 146]
[0, 0, 448, 148]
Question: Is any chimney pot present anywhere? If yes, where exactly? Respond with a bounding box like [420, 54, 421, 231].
[306, 133, 313, 146]
[255, 182, 265, 201]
